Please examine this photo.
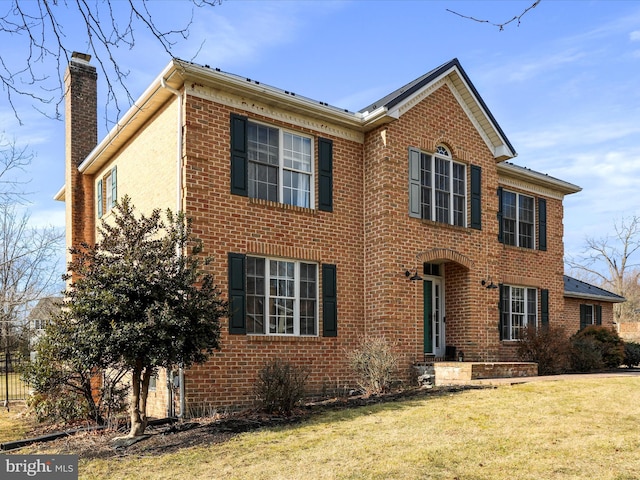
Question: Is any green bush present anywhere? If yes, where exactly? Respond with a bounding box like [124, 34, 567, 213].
[517, 325, 571, 375]
[347, 336, 399, 395]
[570, 336, 604, 372]
[254, 359, 309, 415]
[570, 325, 624, 371]
[623, 342, 640, 367]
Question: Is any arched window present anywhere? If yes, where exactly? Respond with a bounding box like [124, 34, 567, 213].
[416, 145, 466, 226]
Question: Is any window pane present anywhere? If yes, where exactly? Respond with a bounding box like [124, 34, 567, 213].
[502, 191, 517, 246]
[247, 257, 265, 334]
[269, 260, 295, 334]
[283, 171, 311, 208]
[248, 123, 279, 202]
[420, 153, 432, 221]
[283, 133, 312, 172]
[527, 288, 537, 328]
[249, 163, 278, 202]
[270, 298, 294, 334]
[585, 305, 594, 325]
[435, 158, 450, 223]
[248, 124, 278, 165]
[511, 287, 525, 339]
[300, 263, 317, 335]
[519, 195, 535, 249]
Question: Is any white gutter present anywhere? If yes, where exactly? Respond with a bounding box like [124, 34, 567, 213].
[160, 76, 187, 419]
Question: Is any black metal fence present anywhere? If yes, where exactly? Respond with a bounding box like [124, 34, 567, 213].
[1, 352, 30, 404]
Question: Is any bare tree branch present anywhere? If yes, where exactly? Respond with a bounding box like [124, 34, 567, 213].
[567, 215, 640, 323]
[0, 0, 222, 126]
[0, 203, 64, 352]
[0, 133, 33, 205]
[447, 1, 541, 31]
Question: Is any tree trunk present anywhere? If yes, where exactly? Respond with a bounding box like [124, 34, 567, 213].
[128, 359, 149, 437]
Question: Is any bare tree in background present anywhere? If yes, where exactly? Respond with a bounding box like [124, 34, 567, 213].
[0, 203, 64, 358]
[0, 134, 62, 381]
[447, 0, 541, 31]
[0, 0, 221, 124]
[567, 216, 640, 324]
[0, 133, 32, 206]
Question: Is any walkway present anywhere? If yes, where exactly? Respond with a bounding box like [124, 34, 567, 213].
[472, 369, 640, 386]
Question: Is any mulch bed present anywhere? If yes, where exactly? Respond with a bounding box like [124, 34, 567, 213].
[15, 385, 483, 459]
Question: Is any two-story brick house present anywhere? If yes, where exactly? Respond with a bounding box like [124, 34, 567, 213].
[59, 52, 597, 414]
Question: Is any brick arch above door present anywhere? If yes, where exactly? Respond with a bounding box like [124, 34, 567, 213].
[416, 248, 474, 270]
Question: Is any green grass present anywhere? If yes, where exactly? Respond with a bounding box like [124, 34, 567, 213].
[6, 377, 640, 479]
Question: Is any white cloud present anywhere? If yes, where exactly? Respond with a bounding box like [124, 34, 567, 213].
[506, 50, 587, 83]
[630, 30, 640, 41]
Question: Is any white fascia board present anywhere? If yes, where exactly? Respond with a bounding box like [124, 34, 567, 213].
[498, 162, 582, 195]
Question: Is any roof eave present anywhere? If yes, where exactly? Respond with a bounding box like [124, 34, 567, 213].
[173, 60, 365, 130]
[564, 292, 626, 303]
[376, 59, 517, 161]
[498, 162, 582, 195]
[59, 59, 368, 190]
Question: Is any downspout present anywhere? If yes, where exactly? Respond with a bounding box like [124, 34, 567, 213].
[161, 76, 186, 419]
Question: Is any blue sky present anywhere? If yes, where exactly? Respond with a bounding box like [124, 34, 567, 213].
[4, 0, 640, 274]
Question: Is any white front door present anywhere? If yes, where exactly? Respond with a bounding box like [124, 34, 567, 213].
[424, 277, 446, 358]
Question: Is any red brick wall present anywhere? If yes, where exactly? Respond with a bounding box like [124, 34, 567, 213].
[564, 297, 616, 334]
[180, 95, 365, 410]
[361, 84, 567, 367]
[78, 79, 573, 412]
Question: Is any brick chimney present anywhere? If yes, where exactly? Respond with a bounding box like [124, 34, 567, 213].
[64, 52, 97, 257]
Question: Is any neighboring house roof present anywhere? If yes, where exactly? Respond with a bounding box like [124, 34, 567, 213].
[55, 57, 521, 200]
[27, 297, 61, 323]
[563, 275, 625, 303]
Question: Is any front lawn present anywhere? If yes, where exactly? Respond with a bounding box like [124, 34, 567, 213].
[5, 377, 640, 479]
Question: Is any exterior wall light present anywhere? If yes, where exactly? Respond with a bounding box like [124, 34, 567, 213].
[481, 277, 498, 289]
[405, 269, 423, 281]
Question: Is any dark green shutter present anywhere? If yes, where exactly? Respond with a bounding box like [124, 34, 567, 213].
[499, 284, 505, 340]
[111, 167, 117, 207]
[538, 198, 547, 251]
[579, 304, 587, 330]
[322, 264, 337, 337]
[540, 289, 549, 328]
[97, 179, 103, 218]
[408, 148, 421, 218]
[470, 165, 482, 230]
[230, 113, 248, 196]
[318, 138, 333, 212]
[595, 305, 602, 325]
[497, 187, 504, 243]
[228, 253, 246, 334]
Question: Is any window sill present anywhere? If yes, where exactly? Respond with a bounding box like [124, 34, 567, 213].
[500, 243, 542, 253]
[413, 218, 472, 234]
[247, 334, 321, 343]
[249, 197, 319, 216]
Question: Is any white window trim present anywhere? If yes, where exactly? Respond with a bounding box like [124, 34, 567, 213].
[421, 147, 467, 227]
[247, 120, 315, 209]
[503, 190, 536, 249]
[502, 285, 538, 341]
[247, 256, 319, 336]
